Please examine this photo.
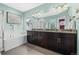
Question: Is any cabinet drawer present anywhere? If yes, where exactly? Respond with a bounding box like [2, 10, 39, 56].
[47, 33, 59, 39]
[60, 33, 76, 38]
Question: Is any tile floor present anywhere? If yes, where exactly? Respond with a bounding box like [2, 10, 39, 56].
[2, 43, 61, 55]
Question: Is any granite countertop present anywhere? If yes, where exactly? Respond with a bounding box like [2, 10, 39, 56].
[27, 29, 77, 34]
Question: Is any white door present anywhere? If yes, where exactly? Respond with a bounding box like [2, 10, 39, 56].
[0, 11, 3, 51]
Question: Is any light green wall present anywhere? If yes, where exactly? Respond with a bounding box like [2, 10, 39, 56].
[0, 3, 24, 33]
[23, 3, 70, 31]
[23, 3, 66, 17]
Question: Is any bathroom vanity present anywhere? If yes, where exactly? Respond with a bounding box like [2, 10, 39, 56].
[27, 29, 77, 55]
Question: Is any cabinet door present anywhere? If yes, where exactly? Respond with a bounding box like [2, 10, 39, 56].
[27, 31, 39, 45]
[60, 33, 77, 55]
[40, 32, 48, 48]
[48, 32, 58, 51]
[36, 32, 44, 46]
[27, 31, 33, 43]
[56, 33, 67, 54]
[32, 31, 39, 45]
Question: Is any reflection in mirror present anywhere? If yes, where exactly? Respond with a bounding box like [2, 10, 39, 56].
[66, 16, 76, 30]
[6, 12, 21, 24]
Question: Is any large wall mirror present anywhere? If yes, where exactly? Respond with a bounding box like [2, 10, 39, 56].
[6, 12, 21, 24]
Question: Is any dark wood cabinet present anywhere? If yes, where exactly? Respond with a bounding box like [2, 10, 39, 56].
[58, 33, 77, 54]
[27, 30, 77, 55]
[47, 32, 58, 51]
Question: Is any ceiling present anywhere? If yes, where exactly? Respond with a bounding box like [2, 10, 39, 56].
[4, 3, 43, 12]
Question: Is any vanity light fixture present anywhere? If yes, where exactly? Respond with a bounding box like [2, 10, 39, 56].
[76, 9, 79, 13]
[56, 3, 68, 9]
